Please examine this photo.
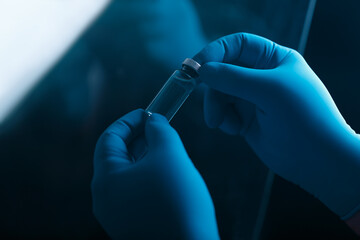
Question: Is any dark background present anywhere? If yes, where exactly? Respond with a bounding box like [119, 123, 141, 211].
[0, 0, 359, 239]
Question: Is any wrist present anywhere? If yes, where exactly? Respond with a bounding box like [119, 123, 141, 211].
[340, 133, 360, 219]
[317, 130, 360, 218]
[181, 209, 220, 240]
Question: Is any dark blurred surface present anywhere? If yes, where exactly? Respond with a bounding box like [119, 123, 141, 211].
[0, 0, 358, 239]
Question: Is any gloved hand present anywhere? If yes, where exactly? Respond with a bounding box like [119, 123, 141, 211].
[193, 33, 360, 219]
[91, 109, 219, 239]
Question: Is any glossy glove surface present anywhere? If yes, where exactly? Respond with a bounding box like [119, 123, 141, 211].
[194, 33, 360, 218]
[91, 109, 219, 239]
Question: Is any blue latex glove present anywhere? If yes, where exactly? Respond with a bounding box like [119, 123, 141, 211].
[91, 109, 219, 239]
[193, 33, 360, 219]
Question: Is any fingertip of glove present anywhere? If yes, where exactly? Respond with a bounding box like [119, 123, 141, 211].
[144, 113, 179, 147]
[126, 108, 145, 116]
[199, 62, 217, 72]
[198, 62, 221, 82]
[145, 113, 170, 133]
[134, 108, 145, 113]
[205, 116, 222, 129]
[146, 113, 168, 123]
[204, 107, 225, 129]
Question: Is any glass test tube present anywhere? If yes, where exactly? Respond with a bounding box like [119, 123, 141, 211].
[146, 58, 201, 121]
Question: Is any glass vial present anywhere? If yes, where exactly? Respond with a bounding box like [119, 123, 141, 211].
[145, 58, 201, 121]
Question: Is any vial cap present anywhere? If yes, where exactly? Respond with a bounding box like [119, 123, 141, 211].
[182, 58, 201, 74]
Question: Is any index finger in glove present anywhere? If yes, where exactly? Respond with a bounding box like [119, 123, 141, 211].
[193, 32, 291, 69]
